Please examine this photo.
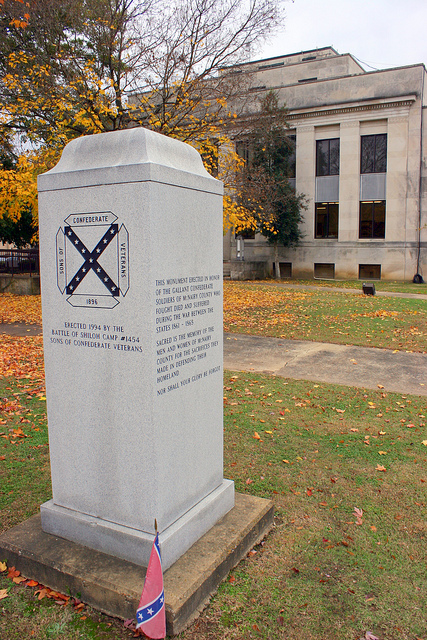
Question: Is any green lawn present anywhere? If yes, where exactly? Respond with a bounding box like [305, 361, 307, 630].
[1, 372, 426, 640]
[278, 278, 427, 295]
[224, 282, 427, 352]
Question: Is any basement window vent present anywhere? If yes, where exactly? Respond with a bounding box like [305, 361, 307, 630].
[314, 263, 335, 279]
[249, 85, 267, 92]
[359, 264, 381, 280]
[298, 77, 318, 83]
[258, 62, 285, 70]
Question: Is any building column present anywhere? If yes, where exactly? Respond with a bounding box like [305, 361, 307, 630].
[339, 121, 360, 242]
[295, 124, 315, 240]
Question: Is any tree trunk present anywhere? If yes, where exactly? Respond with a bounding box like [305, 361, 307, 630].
[274, 244, 281, 279]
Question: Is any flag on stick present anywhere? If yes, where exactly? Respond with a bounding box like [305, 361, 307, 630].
[136, 530, 166, 639]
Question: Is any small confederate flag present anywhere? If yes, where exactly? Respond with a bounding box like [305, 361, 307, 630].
[136, 531, 166, 639]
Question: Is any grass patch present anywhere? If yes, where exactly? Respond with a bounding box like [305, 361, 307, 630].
[224, 281, 427, 352]
[276, 279, 427, 295]
[178, 373, 427, 640]
[1, 373, 426, 639]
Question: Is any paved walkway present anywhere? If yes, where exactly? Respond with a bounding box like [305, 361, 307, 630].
[1, 322, 426, 397]
[223, 283, 427, 396]
[224, 333, 427, 397]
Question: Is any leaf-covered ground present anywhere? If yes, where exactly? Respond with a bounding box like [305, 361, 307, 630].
[223, 282, 427, 352]
[1, 289, 426, 639]
[0, 292, 42, 325]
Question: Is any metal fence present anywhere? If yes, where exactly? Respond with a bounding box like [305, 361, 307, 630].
[0, 248, 39, 276]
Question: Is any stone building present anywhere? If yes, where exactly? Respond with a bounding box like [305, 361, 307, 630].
[224, 47, 427, 281]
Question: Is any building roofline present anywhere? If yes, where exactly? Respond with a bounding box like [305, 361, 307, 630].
[244, 62, 426, 96]
[223, 47, 340, 69]
[225, 50, 426, 76]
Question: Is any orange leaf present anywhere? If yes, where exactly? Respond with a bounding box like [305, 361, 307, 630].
[7, 567, 20, 579]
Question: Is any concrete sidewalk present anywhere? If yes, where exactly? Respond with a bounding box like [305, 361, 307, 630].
[2, 322, 426, 397]
[224, 333, 427, 397]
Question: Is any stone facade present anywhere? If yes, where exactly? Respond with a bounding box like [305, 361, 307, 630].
[224, 47, 427, 281]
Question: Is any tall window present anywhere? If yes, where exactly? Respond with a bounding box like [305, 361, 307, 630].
[316, 138, 340, 176]
[236, 140, 251, 164]
[315, 202, 338, 238]
[288, 134, 296, 178]
[359, 201, 385, 238]
[360, 134, 387, 173]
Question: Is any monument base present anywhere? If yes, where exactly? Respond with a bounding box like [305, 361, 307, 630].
[0, 493, 273, 635]
[41, 479, 234, 571]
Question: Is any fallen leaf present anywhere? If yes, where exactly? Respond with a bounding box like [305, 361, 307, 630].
[26, 580, 39, 587]
[354, 507, 363, 525]
[0, 562, 7, 573]
[378, 451, 387, 455]
[124, 619, 135, 629]
[365, 632, 379, 640]
[376, 464, 387, 472]
[0, 589, 8, 600]
[422, 440, 427, 446]
[7, 567, 20, 579]
[13, 576, 26, 584]
[253, 432, 261, 440]
[377, 384, 384, 389]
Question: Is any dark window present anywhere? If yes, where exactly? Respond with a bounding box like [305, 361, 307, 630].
[288, 134, 296, 178]
[258, 62, 284, 70]
[314, 263, 335, 279]
[316, 138, 339, 176]
[315, 202, 338, 238]
[236, 140, 251, 164]
[279, 262, 292, 278]
[236, 135, 296, 177]
[359, 201, 385, 238]
[235, 229, 256, 239]
[359, 264, 381, 279]
[361, 134, 387, 173]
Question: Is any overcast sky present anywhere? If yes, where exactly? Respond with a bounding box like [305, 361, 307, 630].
[258, 0, 427, 71]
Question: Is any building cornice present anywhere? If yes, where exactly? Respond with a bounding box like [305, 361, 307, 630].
[286, 96, 417, 121]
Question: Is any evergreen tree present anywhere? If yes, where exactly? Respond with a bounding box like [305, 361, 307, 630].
[235, 91, 306, 276]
